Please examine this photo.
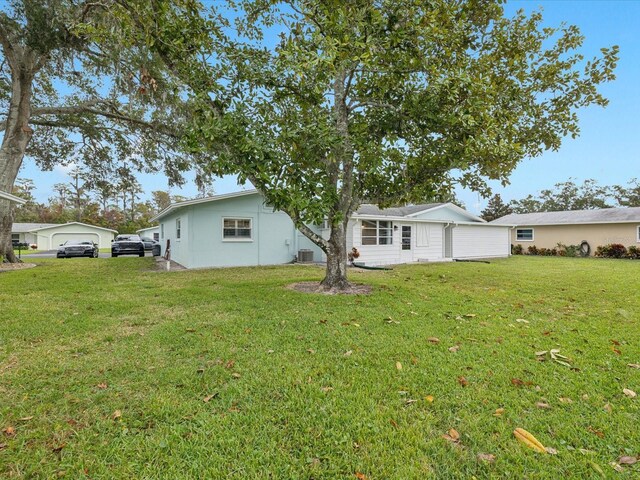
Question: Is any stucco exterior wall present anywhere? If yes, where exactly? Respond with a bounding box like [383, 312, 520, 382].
[159, 193, 324, 269]
[510, 223, 640, 254]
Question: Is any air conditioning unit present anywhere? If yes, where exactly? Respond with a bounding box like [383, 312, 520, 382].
[298, 249, 314, 263]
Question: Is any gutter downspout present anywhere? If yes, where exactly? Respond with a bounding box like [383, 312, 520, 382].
[509, 226, 517, 256]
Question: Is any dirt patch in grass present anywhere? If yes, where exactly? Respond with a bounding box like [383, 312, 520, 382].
[287, 281, 372, 295]
[0, 262, 36, 272]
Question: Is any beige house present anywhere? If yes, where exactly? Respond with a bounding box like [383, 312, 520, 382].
[491, 207, 640, 255]
[12, 222, 117, 249]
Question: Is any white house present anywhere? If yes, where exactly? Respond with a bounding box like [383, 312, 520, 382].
[12, 222, 117, 249]
[136, 226, 160, 242]
[152, 190, 511, 269]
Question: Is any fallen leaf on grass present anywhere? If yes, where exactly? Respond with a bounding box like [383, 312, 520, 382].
[51, 443, 66, 453]
[0, 443, 6, 450]
[515, 318, 529, 324]
[587, 426, 604, 438]
[96, 383, 108, 389]
[448, 345, 460, 353]
[405, 399, 418, 406]
[396, 362, 402, 371]
[558, 397, 573, 404]
[355, 473, 368, 480]
[611, 346, 622, 355]
[442, 428, 460, 443]
[545, 447, 558, 455]
[307, 349, 316, 354]
[320, 386, 334, 392]
[477, 453, 496, 463]
[618, 456, 638, 465]
[603, 403, 613, 413]
[390, 419, 399, 429]
[464, 314, 477, 318]
[411, 356, 418, 365]
[112, 410, 122, 420]
[203, 393, 218, 403]
[628, 363, 640, 369]
[535, 402, 551, 409]
[623, 388, 637, 398]
[344, 350, 353, 356]
[514, 428, 546, 453]
[231, 372, 241, 379]
[493, 408, 505, 417]
[2, 426, 15, 437]
[224, 360, 235, 369]
[589, 461, 606, 478]
[424, 395, 434, 403]
[427, 337, 440, 344]
[458, 376, 469, 387]
[19, 416, 33, 421]
[610, 462, 625, 473]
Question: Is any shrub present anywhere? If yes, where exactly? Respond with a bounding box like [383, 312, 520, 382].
[511, 244, 524, 255]
[626, 245, 640, 259]
[527, 245, 539, 256]
[557, 243, 581, 257]
[595, 244, 627, 258]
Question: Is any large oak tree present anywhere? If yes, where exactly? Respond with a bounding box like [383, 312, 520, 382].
[0, 0, 213, 262]
[111, 0, 617, 289]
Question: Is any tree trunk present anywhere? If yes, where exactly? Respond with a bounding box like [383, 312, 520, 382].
[320, 220, 350, 290]
[0, 59, 35, 262]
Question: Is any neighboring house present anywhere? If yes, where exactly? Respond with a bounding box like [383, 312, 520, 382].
[11, 222, 117, 249]
[0, 190, 27, 205]
[491, 207, 640, 254]
[152, 190, 511, 269]
[136, 226, 160, 242]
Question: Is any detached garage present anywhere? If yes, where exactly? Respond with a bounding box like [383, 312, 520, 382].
[24, 222, 117, 249]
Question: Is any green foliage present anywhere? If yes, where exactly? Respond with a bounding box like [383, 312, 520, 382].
[556, 243, 582, 258]
[510, 178, 613, 213]
[110, 0, 618, 226]
[481, 194, 512, 221]
[1, 257, 639, 477]
[595, 243, 628, 259]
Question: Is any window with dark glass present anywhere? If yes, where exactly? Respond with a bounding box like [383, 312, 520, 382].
[223, 218, 252, 239]
[402, 226, 411, 250]
[361, 220, 393, 245]
[516, 228, 533, 241]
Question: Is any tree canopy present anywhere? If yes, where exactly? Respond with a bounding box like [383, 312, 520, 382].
[0, 0, 215, 262]
[106, 0, 618, 288]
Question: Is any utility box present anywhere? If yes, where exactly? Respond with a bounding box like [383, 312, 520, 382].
[298, 249, 314, 263]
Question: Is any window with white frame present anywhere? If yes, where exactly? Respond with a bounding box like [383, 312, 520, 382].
[11, 233, 19, 244]
[516, 228, 534, 241]
[637, 226, 640, 242]
[223, 218, 252, 240]
[176, 218, 181, 240]
[361, 220, 393, 245]
[160, 223, 164, 239]
[153, 232, 160, 242]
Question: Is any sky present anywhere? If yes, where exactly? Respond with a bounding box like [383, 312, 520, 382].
[19, 0, 640, 214]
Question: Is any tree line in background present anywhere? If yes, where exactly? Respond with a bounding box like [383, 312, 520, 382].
[10, 172, 211, 234]
[481, 178, 640, 221]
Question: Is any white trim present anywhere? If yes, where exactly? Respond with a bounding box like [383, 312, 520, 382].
[637, 225, 640, 243]
[492, 219, 640, 226]
[516, 228, 535, 242]
[151, 190, 259, 222]
[406, 202, 486, 223]
[222, 217, 253, 242]
[0, 190, 27, 205]
[136, 226, 159, 234]
[361, 219, 393, 246]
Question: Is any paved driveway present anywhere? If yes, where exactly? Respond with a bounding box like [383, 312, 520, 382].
[19, 250, 156, 259]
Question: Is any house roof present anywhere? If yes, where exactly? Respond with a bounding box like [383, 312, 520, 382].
[28, 222, 118, 233]
[136, 226, 159, 233]
[0, 190, 27, 205]
[12, 222, 58, 233]
[151, 190, 259, 222]
[491, 207, 640, 226]
[355, 203, 445, 217]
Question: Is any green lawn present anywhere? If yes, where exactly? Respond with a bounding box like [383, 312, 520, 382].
[1, 257, 638, 478]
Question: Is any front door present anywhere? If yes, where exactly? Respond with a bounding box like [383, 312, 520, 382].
[400, 225, 413, 263]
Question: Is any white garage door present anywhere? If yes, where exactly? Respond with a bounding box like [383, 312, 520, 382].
[52, 232, 100, 248]
[452, 226, 510, 258]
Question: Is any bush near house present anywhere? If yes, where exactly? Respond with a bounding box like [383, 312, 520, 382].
[511, 243, 640, 259]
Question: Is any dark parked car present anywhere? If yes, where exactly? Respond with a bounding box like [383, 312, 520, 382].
[111, 234, 145, 257]
[140, 236, 161, 256]
[57, 240, 99, 258]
